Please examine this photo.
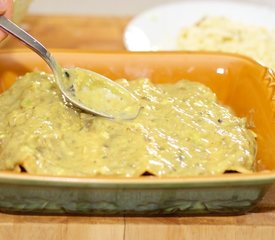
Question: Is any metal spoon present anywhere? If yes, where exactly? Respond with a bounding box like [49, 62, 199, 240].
[0, 15, 140, 120]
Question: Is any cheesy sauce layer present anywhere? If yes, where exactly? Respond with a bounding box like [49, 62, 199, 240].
[0, 72, 256, 177]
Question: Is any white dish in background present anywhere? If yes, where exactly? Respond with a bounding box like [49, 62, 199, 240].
[124, 0, 275, 51]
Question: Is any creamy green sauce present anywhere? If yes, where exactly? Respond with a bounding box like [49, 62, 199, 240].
[62, 68, 140, 119]
[0, 72, 256, 177]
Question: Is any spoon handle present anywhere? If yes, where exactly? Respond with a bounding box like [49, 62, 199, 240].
[0, 16, 54, 68]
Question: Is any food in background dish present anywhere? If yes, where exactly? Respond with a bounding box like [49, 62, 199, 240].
[178, 16, 275, 69]
[0, 72, 256, 177]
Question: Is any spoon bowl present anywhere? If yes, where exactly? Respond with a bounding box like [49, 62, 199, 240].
[0, 15, 140, 119]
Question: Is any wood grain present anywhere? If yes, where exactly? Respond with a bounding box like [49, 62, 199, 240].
[3, 15, 130, 51]
[1, 14, 275, 240]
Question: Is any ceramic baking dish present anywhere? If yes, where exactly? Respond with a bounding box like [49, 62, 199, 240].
[0, 49, 274, 215]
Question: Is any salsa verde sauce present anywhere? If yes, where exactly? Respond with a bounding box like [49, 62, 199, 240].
[0, 72, 256, 177]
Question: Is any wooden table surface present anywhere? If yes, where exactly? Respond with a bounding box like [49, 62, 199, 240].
[1, 15, 275, 240]
[3, 15, 130, 51]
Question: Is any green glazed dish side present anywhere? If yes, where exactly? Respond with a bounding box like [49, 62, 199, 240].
[0, 174, 271, 215]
